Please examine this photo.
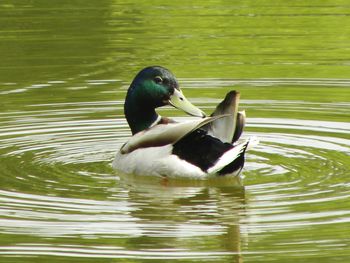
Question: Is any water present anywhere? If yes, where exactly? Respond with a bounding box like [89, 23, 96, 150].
[1, 1, 350, 262]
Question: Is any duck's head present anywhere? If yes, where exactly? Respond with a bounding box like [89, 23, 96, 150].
[127, 66, 206, 117]
[125, 66, 206, 134]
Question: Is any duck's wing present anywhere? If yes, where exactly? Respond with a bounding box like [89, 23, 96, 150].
[203, 90, 245, 143]
[232, 110, 246, 143]
[120, 115, 228, 154]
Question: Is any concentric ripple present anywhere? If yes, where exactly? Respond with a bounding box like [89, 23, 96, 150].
[0, 80, 350, 261]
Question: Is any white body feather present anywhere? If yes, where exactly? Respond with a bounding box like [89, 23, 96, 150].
[113, 145, 206, 178]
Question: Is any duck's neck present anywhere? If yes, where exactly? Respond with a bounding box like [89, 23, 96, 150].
[124, 95, 160, 135]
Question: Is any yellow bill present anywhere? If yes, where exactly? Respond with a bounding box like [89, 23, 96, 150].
[169, 89, 206, 118]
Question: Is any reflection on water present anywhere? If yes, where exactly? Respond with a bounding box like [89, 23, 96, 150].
[1, 0, 350, 262]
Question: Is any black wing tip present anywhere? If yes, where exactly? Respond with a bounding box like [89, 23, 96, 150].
[225, 90, 240, 99]
[210, 90, 240, 116]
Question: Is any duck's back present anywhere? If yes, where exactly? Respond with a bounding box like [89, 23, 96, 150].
[172, 129, 247, 176]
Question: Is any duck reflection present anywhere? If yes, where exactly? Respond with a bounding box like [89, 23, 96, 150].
[118, 174, 246, 262]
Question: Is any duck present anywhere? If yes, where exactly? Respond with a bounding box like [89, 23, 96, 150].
[113, 66, 258, 179]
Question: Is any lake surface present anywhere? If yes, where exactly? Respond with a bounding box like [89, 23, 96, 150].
[0, 1, 350, 262]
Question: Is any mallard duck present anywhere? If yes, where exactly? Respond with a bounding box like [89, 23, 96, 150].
[113, 66, 257, 178]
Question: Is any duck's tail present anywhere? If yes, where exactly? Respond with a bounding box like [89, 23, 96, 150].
[203, 90, 245, 144]
[207, 139, 249, 175]
[208, 136, 259, 176]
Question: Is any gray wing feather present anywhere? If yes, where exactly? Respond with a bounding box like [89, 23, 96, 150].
[203, 90, 243, 143]
[232, 110, 246, 143]
[120, 115, 229, 154]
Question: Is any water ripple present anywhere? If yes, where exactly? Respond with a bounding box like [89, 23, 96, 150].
[0, 87, 349, 260]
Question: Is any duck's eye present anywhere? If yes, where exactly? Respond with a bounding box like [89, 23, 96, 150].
[154, 76, 163, 84]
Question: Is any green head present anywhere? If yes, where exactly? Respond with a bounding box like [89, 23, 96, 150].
[124, 66, 205, 134]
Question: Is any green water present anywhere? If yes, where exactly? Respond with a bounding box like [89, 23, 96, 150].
[0, 1, 350, 262]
